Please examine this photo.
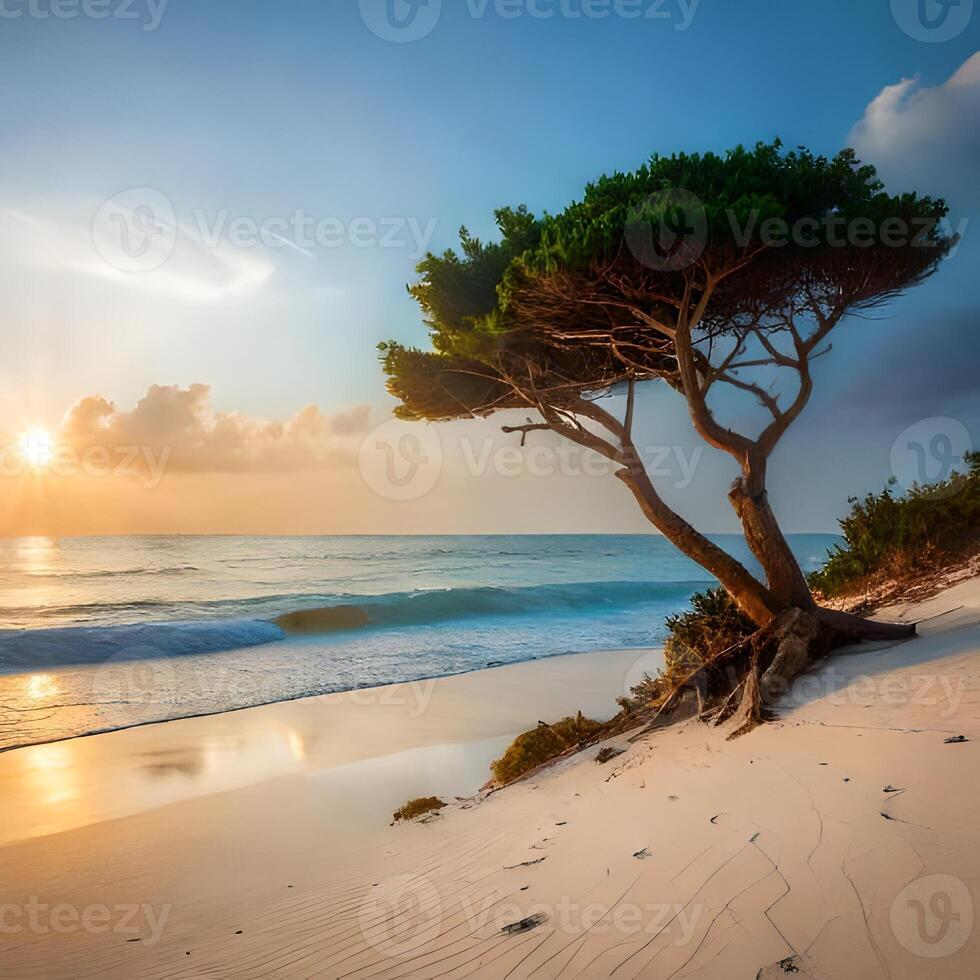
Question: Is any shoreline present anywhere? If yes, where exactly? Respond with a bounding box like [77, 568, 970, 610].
[1, 578, 977, 977]
[0, 646, 655, 847]
[0, 643, 662, 755]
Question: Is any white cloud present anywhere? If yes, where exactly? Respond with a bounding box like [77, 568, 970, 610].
[0, 203, 276, 304]
[848, 52, 980, 209]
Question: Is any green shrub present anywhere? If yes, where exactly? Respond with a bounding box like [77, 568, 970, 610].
[392, 797, 446, 822]
[617, 587, 755, 715]
[490, 712, 603, 784]
[664, 587, 755, 662]
[810, 453, 979, 598]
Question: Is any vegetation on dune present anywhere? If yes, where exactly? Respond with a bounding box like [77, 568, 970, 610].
[490, 712, 604, 785]
[811, 453, 980, 599]
[617, 588, 756, 718]
[392, 797, 447, 822]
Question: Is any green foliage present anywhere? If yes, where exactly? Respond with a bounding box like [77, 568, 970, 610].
[409, 205, 540, 362]
[504, 141, 942, 285]
[392, 797, 447, 822]
[617, 587, 755, 714]
[381, 141, 950, 424]
[810, 453, 980, 597]
[664, 587, 756, 661]
[490, 711, 604, 784]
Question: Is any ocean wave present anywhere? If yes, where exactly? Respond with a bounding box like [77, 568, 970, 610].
[0, 579, 706, 671]
[334, 579, 706, 630]
[0, 619, 285, 672]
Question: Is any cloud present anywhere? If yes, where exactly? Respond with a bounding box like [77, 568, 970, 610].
[825, 307, 980, 427]
[0, 202, 276, 304]
[848, 52, 980, 210]
[57, 384, 371, 473]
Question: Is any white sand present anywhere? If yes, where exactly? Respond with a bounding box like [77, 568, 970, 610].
[1, 582, 978, 978]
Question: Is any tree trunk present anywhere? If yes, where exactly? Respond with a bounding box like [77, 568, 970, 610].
[728, 478, 815, 610]
[814, 606, 916, 641]
[727, 469, 914, 641]
[617, 466, 780, 628]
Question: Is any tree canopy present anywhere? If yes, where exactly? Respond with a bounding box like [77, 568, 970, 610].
[382, 141, 950, 431]
[379, 140, 952, 631]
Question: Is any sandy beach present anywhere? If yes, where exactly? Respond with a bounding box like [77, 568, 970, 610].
[1, 579, 978, 978]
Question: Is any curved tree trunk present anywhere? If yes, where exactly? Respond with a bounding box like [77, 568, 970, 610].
[729, 478, 914, 641]
[728, 478, 815, 609]
[617, 466, 781, 628]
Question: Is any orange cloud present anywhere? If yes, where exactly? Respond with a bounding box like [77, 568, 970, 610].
[57, 384, 370, 473]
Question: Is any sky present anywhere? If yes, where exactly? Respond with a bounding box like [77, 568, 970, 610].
[0, 0, 977, 536]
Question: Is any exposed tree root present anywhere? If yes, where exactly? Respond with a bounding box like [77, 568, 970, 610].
[486, 604, 919, 790]
[722, 607, 914, 738]
[623, 606, 917, 742]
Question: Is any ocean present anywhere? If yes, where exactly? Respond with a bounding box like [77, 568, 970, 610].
[0, 534, 837, 749]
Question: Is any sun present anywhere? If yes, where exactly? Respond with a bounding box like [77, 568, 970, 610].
[19, 428, 53, 468]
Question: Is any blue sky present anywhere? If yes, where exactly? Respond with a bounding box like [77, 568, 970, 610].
[0, 0, 977, 533]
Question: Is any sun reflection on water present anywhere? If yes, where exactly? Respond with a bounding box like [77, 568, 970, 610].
[25, 673, 61, 701]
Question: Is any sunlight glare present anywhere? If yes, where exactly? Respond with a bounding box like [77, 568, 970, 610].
[26, 674, 61, 701]
[19, 428, 53, 469]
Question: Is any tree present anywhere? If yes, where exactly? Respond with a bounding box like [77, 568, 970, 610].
[380, 142, 951, 652]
